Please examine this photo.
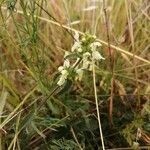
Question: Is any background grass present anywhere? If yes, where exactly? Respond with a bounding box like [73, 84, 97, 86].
[0, 0, 150, 149]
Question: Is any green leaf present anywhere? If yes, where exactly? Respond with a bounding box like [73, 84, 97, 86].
[19, 110, 35, 131]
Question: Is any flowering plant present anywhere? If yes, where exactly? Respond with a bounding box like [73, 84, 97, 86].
[57, 32, 105, 86]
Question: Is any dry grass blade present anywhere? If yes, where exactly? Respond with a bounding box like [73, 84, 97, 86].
[0, 90, 8, 150]
[1, 6, 150, 64]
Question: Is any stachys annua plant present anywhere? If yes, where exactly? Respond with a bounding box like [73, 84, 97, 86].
[57, 32, 105, 86]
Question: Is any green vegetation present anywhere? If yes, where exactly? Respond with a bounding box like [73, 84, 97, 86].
[0, 0, 150, 149]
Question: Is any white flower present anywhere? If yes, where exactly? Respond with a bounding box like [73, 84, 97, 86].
[83, 52, 91, 58]
[82, 52, 91, 69]
[63, 59, 70, 68]
[92, 51, 105, 60]
[71, 41, 81, 52]
[61, 70, 69, 76]
[90, 42, 102, 47]
[57, 76, 66, 86]
[93, 42, 102, 47]
[76, 68, 83, 75]
[64, 51, 70, 58]
[77, 47, 83, 52]
[76, 69, 83, 80]
[57, 69, 69, 86]
[83, 59, 90, 69]
[81, 37, 86, 42]
[58, 59, 70, 73]
[90, 42, 102, 51]
[58, 66, 64, 72]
